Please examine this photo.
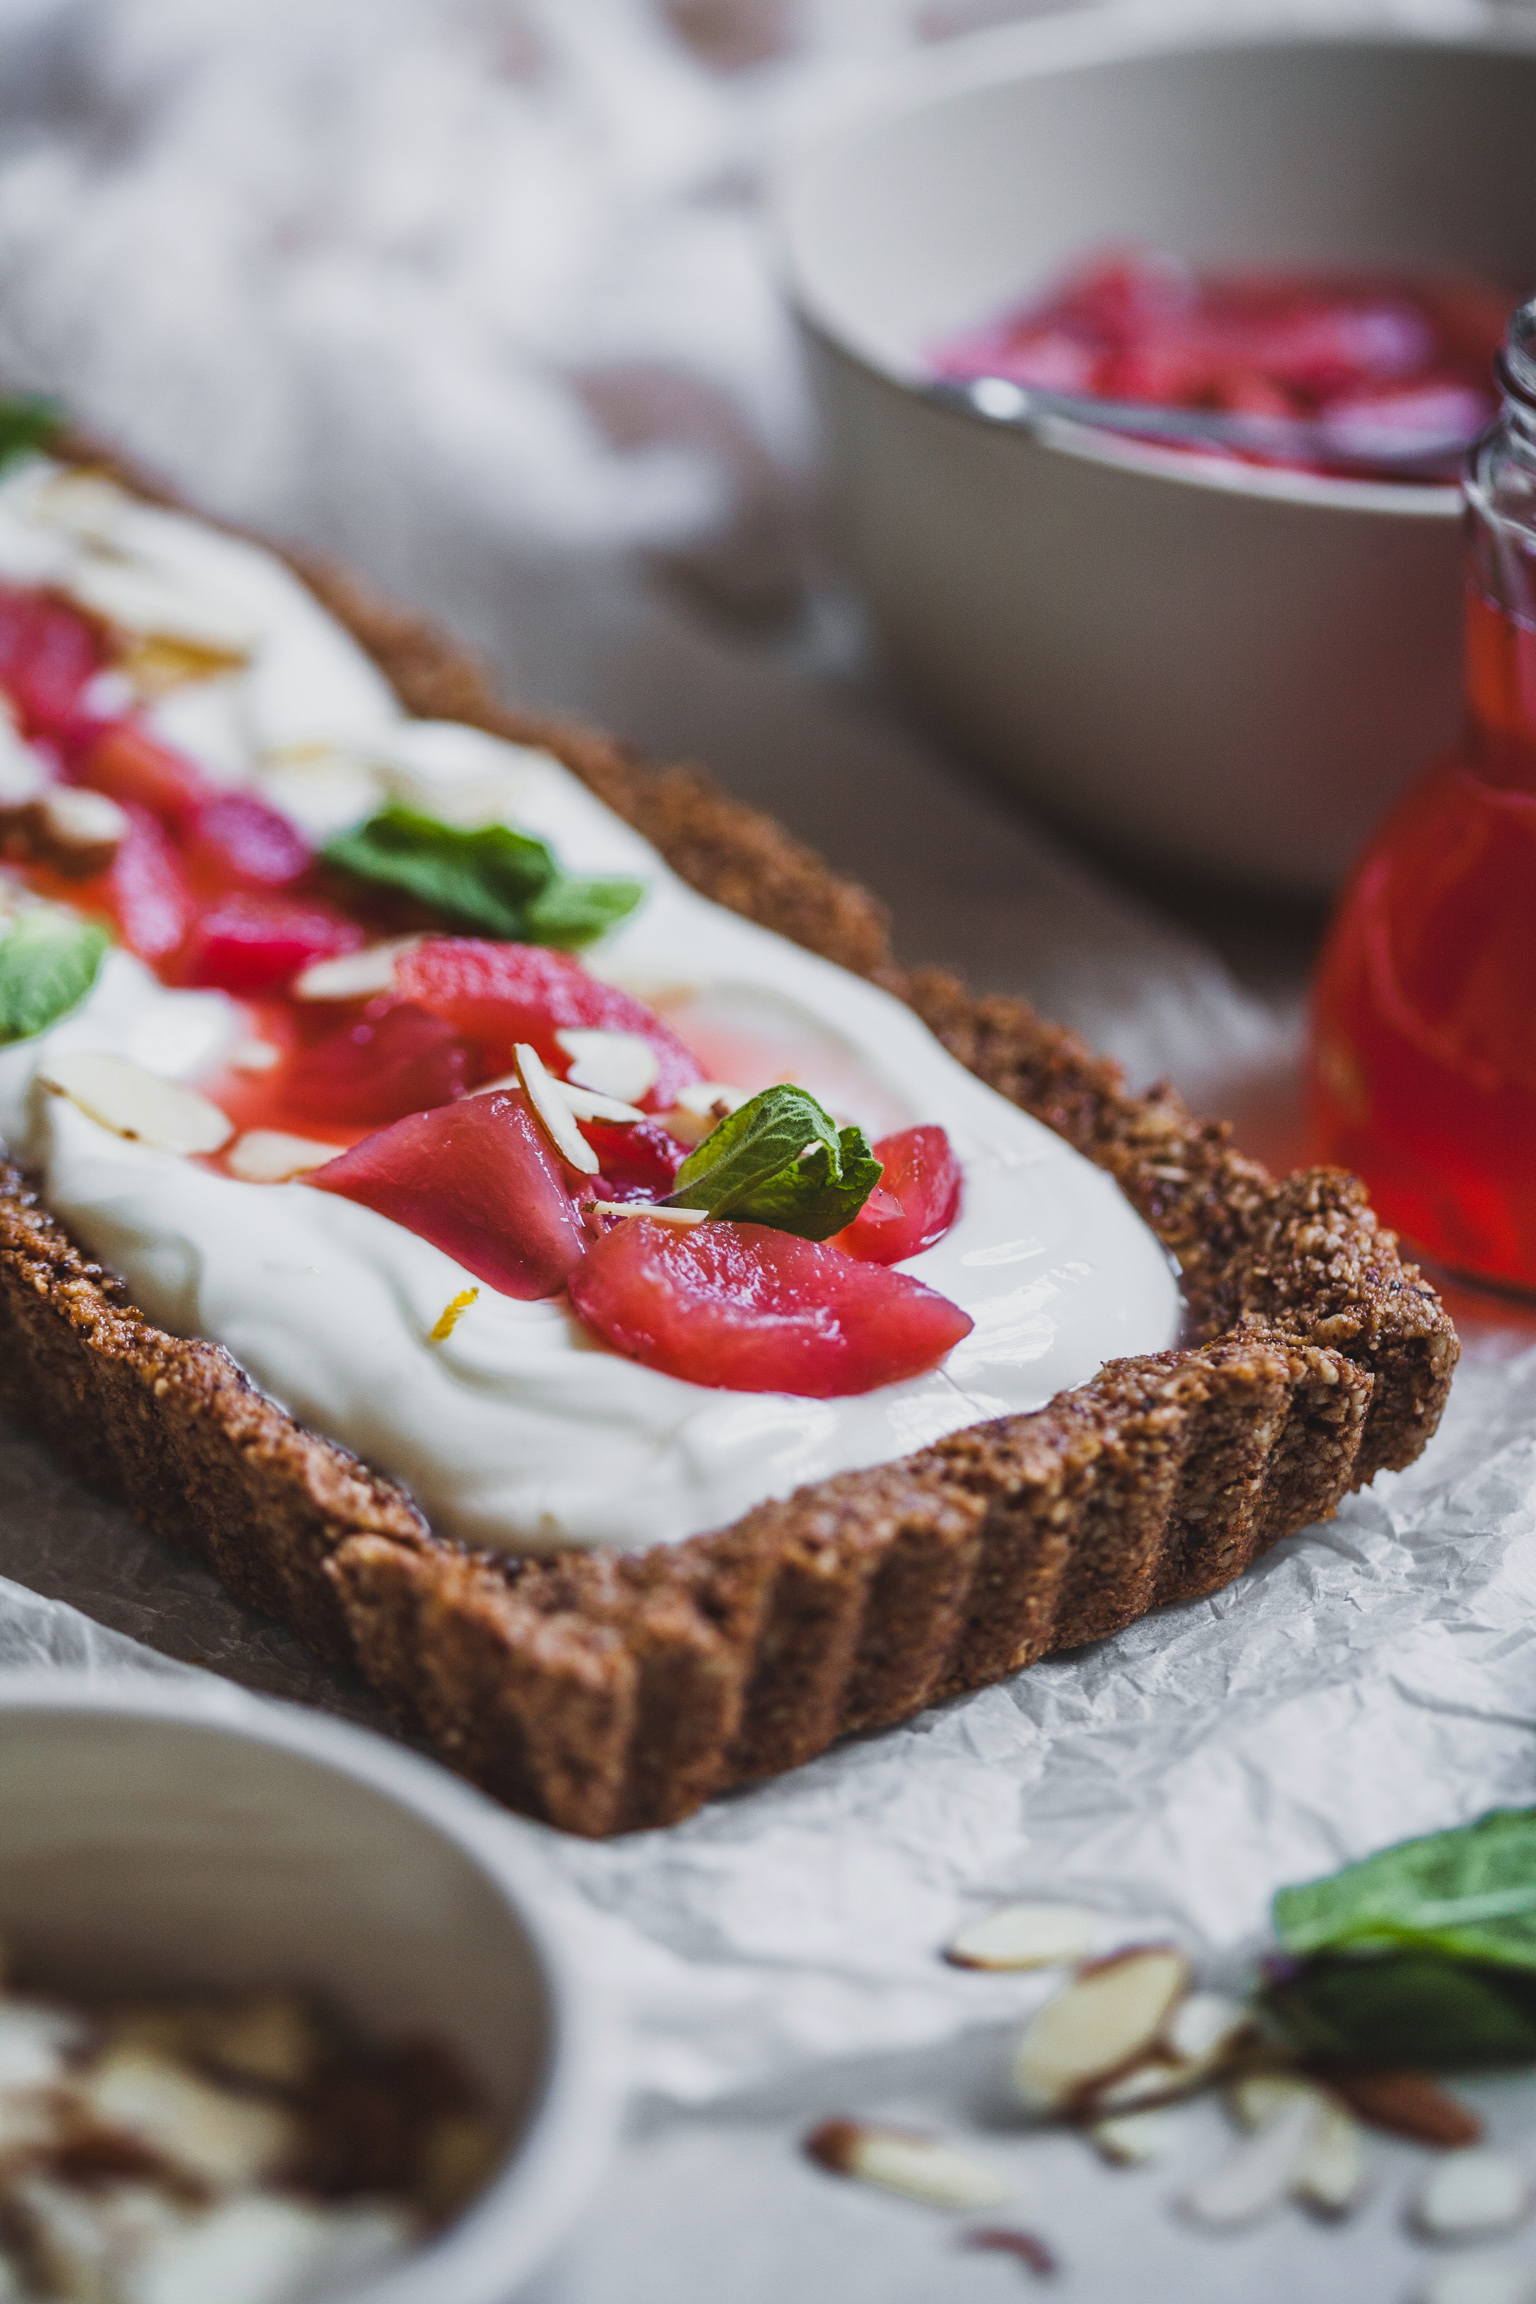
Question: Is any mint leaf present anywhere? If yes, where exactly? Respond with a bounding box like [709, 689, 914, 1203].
[665, 1084, 882, 1240]
[0, 906, 111, 1043]
[1275, 1809, 1536, 1971]
[0, 396, 61, 476]
[1266, 1952, 1536, 2071]
[323, 805, 644, 948]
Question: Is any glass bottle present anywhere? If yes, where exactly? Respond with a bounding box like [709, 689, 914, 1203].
[1309, 294, 1536, 1291]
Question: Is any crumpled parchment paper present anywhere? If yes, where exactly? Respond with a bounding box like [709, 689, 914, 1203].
[0, 2, 1532, 2295]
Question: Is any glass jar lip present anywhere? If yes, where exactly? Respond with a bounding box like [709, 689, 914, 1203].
[1501, 299, 1536, 413]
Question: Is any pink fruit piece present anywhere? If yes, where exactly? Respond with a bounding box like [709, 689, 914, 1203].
[0, 585, 104, 736]
[398, 938, 704, 1108]
[568, 1218, 974, 1396]
[309, 1090, 585, 1300]
[580, 1115, 686, 1201]
[78, 720, 211, 831]
[188, 792, 311, 888]
[832, 1125, 962, 1264]
[108, 804, 195, 962]
[182, 890, 364, 995]
[282, 1000, 471, 1127]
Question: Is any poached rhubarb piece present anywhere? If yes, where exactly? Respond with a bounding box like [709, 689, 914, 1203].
[310, 1091, 585, 1300]
[0, 584, 104, 737]
[568, 1217, 974, 1396]
[832, 1125, 962, 1264]
[107, 805, 195, 963]
[397, 939, 703, 1107]
[282, 1000, 471, 1127]
[580, 1115, 687, 1201]
[182, 890, 363, 995]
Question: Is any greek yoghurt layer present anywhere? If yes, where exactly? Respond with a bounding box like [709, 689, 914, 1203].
[0, 460, 1181, 1552]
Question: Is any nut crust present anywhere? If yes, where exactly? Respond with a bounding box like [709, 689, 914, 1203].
[0, 465, 1458, 1834]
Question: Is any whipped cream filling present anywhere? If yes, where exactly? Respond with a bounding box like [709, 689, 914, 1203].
[0, 460, 1182, 1552]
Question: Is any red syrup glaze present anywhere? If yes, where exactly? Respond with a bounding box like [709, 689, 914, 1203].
[1310, 585, 1536, 1289]
[930, 249, 1508, 478]
[567, 1217, 975, 1396]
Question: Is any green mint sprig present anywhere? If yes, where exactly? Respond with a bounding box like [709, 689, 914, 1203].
[323, 805, 644, 949]
[664, 1084, 881, 1241]
[0, 905, 111, 1044]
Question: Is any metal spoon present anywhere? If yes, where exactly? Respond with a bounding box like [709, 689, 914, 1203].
[924, 374, 1476, 482]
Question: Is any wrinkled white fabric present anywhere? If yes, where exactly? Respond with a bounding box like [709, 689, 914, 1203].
[0, 1, 1531, 2298]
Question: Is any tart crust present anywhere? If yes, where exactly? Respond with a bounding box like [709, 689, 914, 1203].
[0, 481, 1458, 1836]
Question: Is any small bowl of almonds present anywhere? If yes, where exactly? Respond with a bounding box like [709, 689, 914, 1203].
[0, 1676, 611, 2303]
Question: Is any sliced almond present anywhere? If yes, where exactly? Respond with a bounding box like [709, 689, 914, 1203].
[1295, 2100, 1368, 2218]
[83, 2045, 293, 2191]
[1230, 2071, 1319, 2131]
[660, 1082, 750, 1145]
[945, 1903, 1102, 1972]
[36, 785, 128, 873]
[554, 1028, 660, 1106]
[1089, 2107, 1182, 2166]
[585, 1201, 709, 1228]
[42, 1054, 232, 1156]
[1011, 1946, 1190, 2112]
[805, 2120, 1008, 2210]
[473, 1070, 644, 1125]
[1415, 2149, 1532, 2242]
[227, 1131, 344, 1184]
[228, 1039, 282, 1075]
[65, 557, 258, 657]
[1419, 2259, 1536, 2304]
[292, 935, 420, 1002]
[1084, 2056, 1192, 2115]
[1332, 2068, 1482, 2147]
[1162, 1991, 1254, 2070]
[515, 1043, 598, 1175]
[1180, 2093, 1321, 2229]
[0, 730, 46, 809]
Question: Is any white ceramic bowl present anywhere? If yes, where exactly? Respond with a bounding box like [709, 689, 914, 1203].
[0, 1674, 613, 2303]
[775, 3, 1536, 893]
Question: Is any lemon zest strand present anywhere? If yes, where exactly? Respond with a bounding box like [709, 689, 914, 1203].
[429, 1287, 479, 1342]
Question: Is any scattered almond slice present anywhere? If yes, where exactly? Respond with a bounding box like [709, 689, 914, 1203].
[554, 1028, 660, 1106]
[1332, 2068, 1482, 2146]
[83, 2045, 294, 2192]
[805, 2120, 1009, 2210]
[473, 1071, 643, 1124]
[1419, 2258, 1536, 2304]
[660, 1082, 750, 1145]
[1294, 2099, 1369, 2218]
[1180, 2093, 1322, 2229]
[1230, 2071, 1319, 2130]
[228, 1040, 282, 1075]
[1089, 2107, 1182, 2166]
[585, 1201, 709, 1228]
[292, 936, 421, 1002]
[1012, 1946, 1190, 2112]
[1161, 1991, 1255, 2070]
[226, 1132, 344, 1185]
[36, 786, 128, 874]
[65, 557, 258, 659]
[514, 1043, 599, 1175]
[1084, 2056, 1192, 2115]
[0, 724, 46, 809]
[195, 1992, 323, 2094]
[944, 1903, 1102, 1972]
[42, 1055, 233, 1157]
[1415, 2149, 1532, 2242]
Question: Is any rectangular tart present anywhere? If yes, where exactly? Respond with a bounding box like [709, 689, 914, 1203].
[0, 463, 1458, 1836]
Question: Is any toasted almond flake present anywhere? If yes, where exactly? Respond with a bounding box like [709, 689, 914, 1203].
[1162, 1991, 1254, 2069]
[118, 630, 247, 696]
[805, 2120, 1009, 2210]
[1085, 2056, 1192, 2114]
[945, 1902, 1102, 1972]
[429, 1288, 480, 1342]
[1089, 2107, 1182, 2166]
[555, 1028, 660, 1105]
[229, 1039, 282, 1075]
[83, 2045, 293, 2191]
[1012, 1946, 1190, 2112]
[1332, 2068, 1482, 2147]
[476, 1070, 644, 1124]
[1294, 2100, 1368, 2218]
[0, 731, 46, 809]
[585, 1201, 709, 1227]
[1416, 2150, 1532, 2242]
[65, 557, 258, 657]
[1180, 2094, 1321, 2229]
[42, 1054, 233, 1156]
[37, 785, 128, 869]
[227, 1131, 344, 1184]
[1419, 2258, 1536, 2304]
[1230, 2072, 1319, 2131]
[515, 1043, 599, 1175]
[293, 935, 420, 1002]
[662, 1080, 750, 1141]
